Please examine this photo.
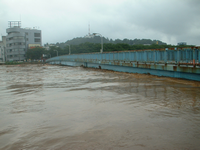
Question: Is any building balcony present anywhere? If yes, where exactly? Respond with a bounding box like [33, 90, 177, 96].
[7, 56, 25, 61]
[6, 45, 25, 50]
[6, 27, 22, 34]
[6, 32, 25, 39]
[6, 39, 25, 44]
[7, 51, 26, 55]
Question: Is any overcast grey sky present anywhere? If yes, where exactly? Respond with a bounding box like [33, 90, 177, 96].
[0, 0, 200, 45]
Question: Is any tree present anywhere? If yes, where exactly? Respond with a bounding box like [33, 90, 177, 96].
[26, 47, 46, 60]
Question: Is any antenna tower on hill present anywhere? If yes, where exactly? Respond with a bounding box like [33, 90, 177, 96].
[88, 23, 91, 36]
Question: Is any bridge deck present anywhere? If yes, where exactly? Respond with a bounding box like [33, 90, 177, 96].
[46, 47, 200, 81]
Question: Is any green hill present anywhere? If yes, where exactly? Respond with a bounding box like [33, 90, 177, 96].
[47, 36, 167, 48]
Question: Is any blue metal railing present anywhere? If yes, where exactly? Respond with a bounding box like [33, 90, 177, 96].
[46, 47, 200, 66]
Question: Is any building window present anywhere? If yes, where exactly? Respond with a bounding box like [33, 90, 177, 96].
[34, 33, 41, 37]
[34, 38, 41, 42]
[27, 38, 29, 41]
[26, 32, 28, 35]
[17, 43, 24, 45]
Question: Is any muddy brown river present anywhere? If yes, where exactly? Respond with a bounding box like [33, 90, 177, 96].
[0, 64, 200, 150]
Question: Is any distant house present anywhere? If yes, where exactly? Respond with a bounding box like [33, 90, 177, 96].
[43, 44, 58, 51]
[177, 42, 187, 46]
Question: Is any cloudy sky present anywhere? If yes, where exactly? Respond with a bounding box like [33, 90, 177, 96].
[0, 0, 200, 45]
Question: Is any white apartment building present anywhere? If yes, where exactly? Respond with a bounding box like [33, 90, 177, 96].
[6, 21, 42, 61]
[0, 36, 6, 62]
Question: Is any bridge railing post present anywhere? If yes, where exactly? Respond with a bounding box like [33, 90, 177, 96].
[193, 48, 196, 67]
[144, 51, 146, 63]
[177, 49, 180, 65]
[136, 52, 138, 62]
[198, 48, 200, 64]
[154, 50, 157, 64]
[164, 50, 167, 64]
[186, 49, 188, 63]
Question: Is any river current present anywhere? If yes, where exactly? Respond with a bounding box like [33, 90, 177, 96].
[0, 64, 200, 150]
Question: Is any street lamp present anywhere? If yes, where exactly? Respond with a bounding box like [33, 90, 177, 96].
[54, 50, 58, 56]
[92, 33, 103, 53]
[66, 44, 71, 55]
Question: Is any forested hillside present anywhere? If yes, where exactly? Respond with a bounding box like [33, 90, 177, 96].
[45, 36, 167, 49]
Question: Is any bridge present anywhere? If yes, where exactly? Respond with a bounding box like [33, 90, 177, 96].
[46, 47, 200, 81]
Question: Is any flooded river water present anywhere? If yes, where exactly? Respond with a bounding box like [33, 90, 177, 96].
[0, 64, 200, 150]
